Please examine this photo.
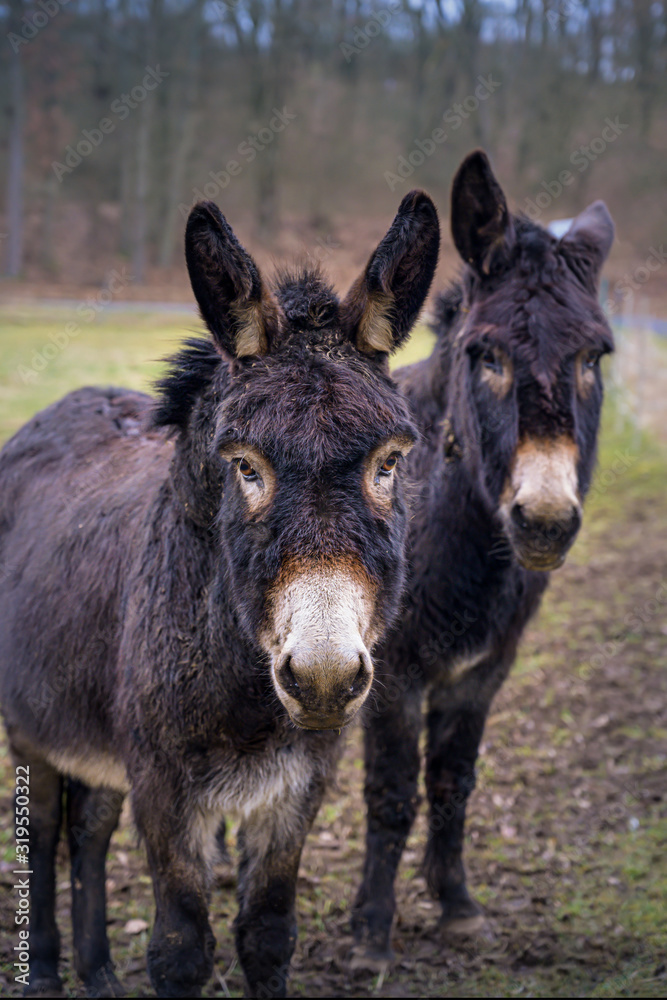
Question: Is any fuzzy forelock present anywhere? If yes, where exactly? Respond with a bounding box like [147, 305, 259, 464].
[271, 265, 341, 344]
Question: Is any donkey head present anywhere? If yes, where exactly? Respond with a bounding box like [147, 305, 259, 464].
[156, 192, 439, 730]
[444, 150, 614, 571]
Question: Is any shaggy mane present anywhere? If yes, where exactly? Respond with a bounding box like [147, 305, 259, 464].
[151, 337, 221, 430]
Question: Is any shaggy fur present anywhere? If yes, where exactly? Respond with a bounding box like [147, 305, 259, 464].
[0, 191, 439, 998]
[352, 151, 615, 957]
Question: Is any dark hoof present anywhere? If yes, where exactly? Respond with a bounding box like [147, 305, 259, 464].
[148, 935, 215, 998]
[349, 944, 394, 973]
[85, 967, 127, 998]
[439, 897, 492, 939]
[24, 976, 64, 998]
[350, 896, 394, 950]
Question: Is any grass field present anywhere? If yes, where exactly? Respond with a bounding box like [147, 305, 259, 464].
[0, 305, 665, 997]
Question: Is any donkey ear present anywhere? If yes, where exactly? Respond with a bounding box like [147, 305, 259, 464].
[560, 200, 614, 289]
[341, 189, 440, 354]
[451, 149, 512, 275]
[185, 201, 278, 358]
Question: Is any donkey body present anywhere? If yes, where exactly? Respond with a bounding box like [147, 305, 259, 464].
[0, 193, 439, 997]
[353, 152, 615, 959]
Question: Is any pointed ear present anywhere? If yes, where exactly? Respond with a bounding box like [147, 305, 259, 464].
[341, 189, 440, 354]
[451, 149, 513, 275]
[185, 201, 279, 358]
[560, 200, 614, 290]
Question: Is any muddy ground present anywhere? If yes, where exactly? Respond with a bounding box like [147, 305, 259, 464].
[1, 424, 666, 998]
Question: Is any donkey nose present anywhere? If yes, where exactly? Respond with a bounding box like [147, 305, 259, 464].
[275, 646, 373, 721]
[511, 502, 581, 546]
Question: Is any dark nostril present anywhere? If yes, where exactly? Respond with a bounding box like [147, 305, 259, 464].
[349, 657, 370, 698]
[511, 502, 529, 531]
[277, 655, 300, 697]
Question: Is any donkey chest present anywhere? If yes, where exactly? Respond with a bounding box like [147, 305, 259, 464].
[195, 743, 315, 819]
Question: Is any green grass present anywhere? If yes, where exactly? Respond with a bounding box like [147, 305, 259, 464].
[0, 305, 194, 443]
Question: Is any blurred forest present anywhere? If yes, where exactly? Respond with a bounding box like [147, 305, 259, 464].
[1, 0, 667, 293]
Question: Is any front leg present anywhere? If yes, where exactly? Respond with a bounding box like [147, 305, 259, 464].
[424, 699, 487, 933]
[134, 789, 216, 998]
[352, 684, 422, 961]
[424, 648, 515, 935]
[235, 775, 328, 998]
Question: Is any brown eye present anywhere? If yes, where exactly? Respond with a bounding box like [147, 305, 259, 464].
[582, 351, 601, 371]
[237, 458, 258, 482]
[481, 348, 502, 374]
[379, 453, 399, 477]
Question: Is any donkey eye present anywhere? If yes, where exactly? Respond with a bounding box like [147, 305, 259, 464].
[237, 458, 259, 482]
[378, 453, 399, 477]
[582, 351, 601, 371]
[481, 348, 503, 374]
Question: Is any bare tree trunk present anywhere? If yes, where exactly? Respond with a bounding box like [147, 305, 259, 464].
[133, 103, 151, 283]
[158, 0, 203, 267]
[158, 109, 199, 267]
[132, 0, 161, 282]
[42, 175, 58, 275]
[632, 0, 656, 135]
[5, 0, 25, 277]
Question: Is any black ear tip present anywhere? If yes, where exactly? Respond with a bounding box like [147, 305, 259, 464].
[400, 189, 438, 220]
[465, 148, 491, 167]
[455, 148, 491, 181]
[186, 200, 228, 231]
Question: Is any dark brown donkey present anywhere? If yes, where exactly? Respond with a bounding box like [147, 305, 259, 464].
[352, 151, 615, 960]
[0, 191, 439, 997]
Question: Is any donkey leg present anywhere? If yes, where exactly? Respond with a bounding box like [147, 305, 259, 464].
[137, 795, 216, 998]
[67, 780, 125, 997]
[11, 748, 64, 997]
[234, 787, 325, 999]
[424, 697, 488, 934]
[351, 687, 422, 961]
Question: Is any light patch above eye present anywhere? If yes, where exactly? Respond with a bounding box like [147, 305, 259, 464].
[219, 443, 276, 516]
[363, 436, 414, 512]
[478, 345, 513, 398]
